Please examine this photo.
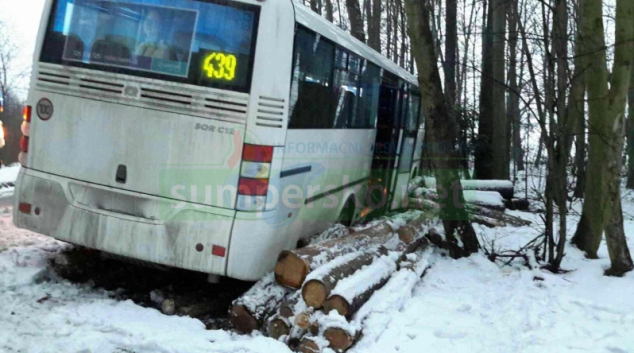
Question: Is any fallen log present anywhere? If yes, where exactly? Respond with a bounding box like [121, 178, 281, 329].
[302, 248, 387, 309]
[504, 198, 530, 211]
[408, 198, 531, 228]
[323, 256, 398, 319]
[279, 291, 301, 319]
[423, 177, 515, 200]
[230, 273, 290, 333]
[275, 222, 396, 289]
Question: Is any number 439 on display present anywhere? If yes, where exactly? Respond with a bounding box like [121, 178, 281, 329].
[203, 52, 237, 81]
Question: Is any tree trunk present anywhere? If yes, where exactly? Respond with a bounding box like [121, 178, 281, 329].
[324, 0, 334, 22]
[445, 0, 457, 111]
[345, 0, 366, 43]
[475, 0, 508, 180]
[508, 0, 523, 172]
[575, 0, 634, 269]
[627, 65, 634, 189]
[404, 0, 480, 257]
[367, 0, 382, 52]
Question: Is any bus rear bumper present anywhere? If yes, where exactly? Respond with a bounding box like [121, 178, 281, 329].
[13, 170, 234, 276]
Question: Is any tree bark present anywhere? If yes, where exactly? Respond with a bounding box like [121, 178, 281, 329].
[404, 0, 480, 257]
[345, 0, 366, 43]
[627, 65, 634, 189]
[475, 0, 508, 180]
[575, 0, 634, 272]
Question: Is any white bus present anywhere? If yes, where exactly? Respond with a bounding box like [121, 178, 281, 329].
[14, 0, 423, 281]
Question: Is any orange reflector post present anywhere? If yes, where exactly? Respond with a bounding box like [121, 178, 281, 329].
[19, 203, 32, 214]
[212, 245, 226, 257]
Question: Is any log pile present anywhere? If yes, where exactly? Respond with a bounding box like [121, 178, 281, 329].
[229, 188, 532, 351]
[230, 217, 437, 352]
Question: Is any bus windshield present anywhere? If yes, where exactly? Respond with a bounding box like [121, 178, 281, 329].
[41, 0, 260, 92]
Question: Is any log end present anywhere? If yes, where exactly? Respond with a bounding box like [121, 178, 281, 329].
[302, 280, 328, 309]
[324, 327, 354, 352]
[397, 225, 416, 244]
[295, 311, 311, 330]
[323, 295, 350, 318]
[267, 317, 290, 340]
[230, 304, 258, 334]
[298, 337, 322, 353]
[274, 251, 310, 289]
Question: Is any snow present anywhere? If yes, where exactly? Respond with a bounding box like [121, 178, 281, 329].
[330, 256, 397, 303]
[424, 177, 514, 190]
[414, 187, 505, 208]
[2, 174, 634, 352]
[0, 164, 19, 184]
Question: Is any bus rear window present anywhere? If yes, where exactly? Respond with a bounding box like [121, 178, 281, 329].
[41, 0, 260, 92]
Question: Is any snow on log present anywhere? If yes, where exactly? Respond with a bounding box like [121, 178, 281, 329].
[302, 248, 388, 309]
[230, 273, 290, 333]
[274, 222, 396, 289]
[414, 187, 505, 211]
[423, 177, 515, 200]
[323, 255, 398, 319]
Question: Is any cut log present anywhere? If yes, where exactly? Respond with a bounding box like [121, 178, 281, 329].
[397, 216, 434, 244]
[323, 256, 397, 319]
[295, 310, 312, 329]
[267, 316, 290, 340]
[302, 248, 387, 309]
[504, 198, 530, 211]
[230, 273, 290, 333]
[279, 291, 300, 319]
[275, 222, 396, 288]
[298, 337, 325, 353]
[324, 327, 356, 353]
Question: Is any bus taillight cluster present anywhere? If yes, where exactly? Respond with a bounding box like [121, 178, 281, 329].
[238, 144, 273, 208]
[19, 106, 31, 166]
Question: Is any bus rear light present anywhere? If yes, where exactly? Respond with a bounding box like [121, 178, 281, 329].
[212, 245, 226, 257]
[20, 136, 29, 153]
[243, 144, 273, 163]
[19, 203, 32, 214]
[23, 106, 32, 122]
[21, 121, 30, 137]
[238, 178, 269, 196]
[241, 161, 271, 179]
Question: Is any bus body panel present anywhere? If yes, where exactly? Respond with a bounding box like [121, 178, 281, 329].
[26, 84, 245, 209]
[243, 0, 295, 147]
[14, 169, 235, 274]
[226, 130, 374, 280]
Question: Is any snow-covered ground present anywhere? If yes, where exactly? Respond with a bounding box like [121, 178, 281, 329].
[1, 168, 634, 352]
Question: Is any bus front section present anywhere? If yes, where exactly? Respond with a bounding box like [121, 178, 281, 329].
[14, 0, 295, 280]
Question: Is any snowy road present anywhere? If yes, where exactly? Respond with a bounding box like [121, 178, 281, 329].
[0, 195, 12, 208]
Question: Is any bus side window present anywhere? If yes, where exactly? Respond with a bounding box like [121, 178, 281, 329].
[332, 50, 360, 129]
[288, 27, 335, 129]
[352, 62, 381, 129]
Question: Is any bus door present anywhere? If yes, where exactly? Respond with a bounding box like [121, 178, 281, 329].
[370, 74, 403, 211]
[391, 85, 421, 210]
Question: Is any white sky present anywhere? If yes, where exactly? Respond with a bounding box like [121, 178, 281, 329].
[0, 0, 46, 96]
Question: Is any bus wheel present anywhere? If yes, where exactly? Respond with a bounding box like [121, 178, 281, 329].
[337, 197, 356, 227]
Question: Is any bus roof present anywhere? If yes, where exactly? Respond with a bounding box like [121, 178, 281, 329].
[293, 2, 419, 87]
